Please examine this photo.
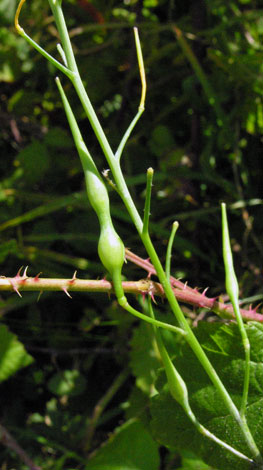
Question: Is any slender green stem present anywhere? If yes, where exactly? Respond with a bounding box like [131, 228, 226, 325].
[55, 79, 185, 336]
[57, 43, 68, 66]
[141, 233, 261, 461]
[165, 221, 179, 280]
[55, 77, 98, 176]
[15, 0, 72, 78]
[50, 5, 262, 456]
[143, 168, 154, 235]
[115, 109, 144, 162]
[115, 28, 146, 161]
[118, 295, 186, 335]
[134, 27, 146, 111]
[147, 298, 254, 465]
[48, 0, 79, 73]
[222, 203, 251, 419]
[14, 1, 262, 460]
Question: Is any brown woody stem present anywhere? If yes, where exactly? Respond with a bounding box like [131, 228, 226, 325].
[0, 253, 262, 322]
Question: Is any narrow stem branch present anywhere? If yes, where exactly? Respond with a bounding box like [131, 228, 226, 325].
[115, 27, 146, 162]
[222, 203, 251, 419]
[0, 275, 262, 321]
[165, 221, 179, 280]
[143, 168, 154, 235]
[125, 249, 263, 322]
[140, 233, 261, 460]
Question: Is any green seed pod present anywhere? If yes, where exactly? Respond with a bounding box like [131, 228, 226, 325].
[84, 168, 125, 299]
[98, 224, 125, 283]
[54, 78, 125, 299]
[166, 361, 190, 410]
[84, 168, 110, 219]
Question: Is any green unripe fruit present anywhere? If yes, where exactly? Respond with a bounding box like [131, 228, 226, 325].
[98, 224, 125, 278]
[84, 168, 110, 218]
[84, 167, 125, 298]
[55, 76, 125, 299]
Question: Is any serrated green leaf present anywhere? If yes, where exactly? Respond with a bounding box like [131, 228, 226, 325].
[85, 420, 160, 470]
[150, 322, 263, 470]
[0, 324, 33, 382]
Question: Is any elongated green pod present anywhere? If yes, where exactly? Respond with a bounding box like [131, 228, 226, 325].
[165, 354, 190, 410]
[55, 77, 125, 297]
[98, 224, 125, 295]
[85, 168, 125, 297]
[221, 203, 239, 301]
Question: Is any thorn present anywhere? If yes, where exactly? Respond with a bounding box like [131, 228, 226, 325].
[183, 281, 188, 290]
[62, 287, 72, 299]
[148, 282, 157, 304]
[69, 271, 77, 284]
[201, 287, 209, 297]
[9, 280, 22, 298]
[15, 266, 23, 278]
[34, 272, 42, 282]
[150, 292, 157, 304]
[14, 286, 22, 298]
[19, 266, 29, 284]
[146, 269, 155, 279]
[249, 303, 261, 314]
[37, 291, 43, 302]
[22, 266, 29, 278]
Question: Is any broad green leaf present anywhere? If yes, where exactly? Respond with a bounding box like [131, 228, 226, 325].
[85, 420, 160, 470]
[47, 369, 86, 396]
[16, 140, 50, 185]
[178, 450, 214, 470]
[150, 322, 263, 470]
[129, 322, 160, 394]
[0, 324, 33, 382]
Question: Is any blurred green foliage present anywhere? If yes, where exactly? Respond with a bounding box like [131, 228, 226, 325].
[0, 0, 263, 468]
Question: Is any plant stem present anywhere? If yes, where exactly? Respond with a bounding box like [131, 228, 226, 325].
[143, 168, 154, 235]
[15, 1, 262, 460]
[141, 233, 261, 460]
[165, 221, 179, 280]
[147, 299, 254, 465]
[222, 203, 250, 419]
